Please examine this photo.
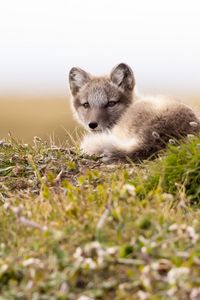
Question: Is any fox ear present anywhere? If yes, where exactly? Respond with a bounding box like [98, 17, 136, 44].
[69, 67, 91, 96]
[110, 63, 135, 93]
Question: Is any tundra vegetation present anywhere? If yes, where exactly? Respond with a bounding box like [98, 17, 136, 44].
[0, 134, 200, 300]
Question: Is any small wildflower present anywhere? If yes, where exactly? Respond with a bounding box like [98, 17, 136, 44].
[1, 264, 8, 273]
[74, 247, 83, 259]
[186, 226, 199, 244]
[168, 138, 176, 145]
[141, 246, 147, 254]
[162, 193, 174, 201]
[22, 258, 43, 268]
[84, 241, 102, 255]
[106, 246, 118, 256]
[118, 282, 133, 291]
[33, 136, 42, 143]
[141, 265, 151, 289]
[77, 296, 94, 300]
[3, 202, 10, 210]
[23, 144, 29, 148]
[96, 205, 111, 231]
[190, 287, 200, 299]
[12, 204, 23, 216]
[122, 183, 136, 196]
[169, 223, 178, 231]
[152, 131, 160, 139]
[83, 258, 97, 270]
[189, 121, 198, 127]
[73, 242, 119, 271]
[167, 267, 190, 285]
[137, 290, 150, 300]
[19, 216, 47, 232]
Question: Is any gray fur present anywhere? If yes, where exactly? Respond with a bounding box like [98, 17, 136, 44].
[70, 75, 133, 131]
[110, 63, 135, 94]
[69, 67, 91, 96]
[69, 63, 200, 161]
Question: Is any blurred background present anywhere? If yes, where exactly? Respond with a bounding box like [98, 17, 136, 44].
[0, 0, 200, 143]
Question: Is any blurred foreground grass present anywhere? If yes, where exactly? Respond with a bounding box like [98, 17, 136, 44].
[0, 134, 200, 299]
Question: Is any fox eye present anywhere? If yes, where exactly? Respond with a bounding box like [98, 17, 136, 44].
[82, 102, 89, 109]
[106, 101, 117, 107]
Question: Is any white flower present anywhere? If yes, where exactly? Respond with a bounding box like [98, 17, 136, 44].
[152, 131, 160, 139]
[169, 223, 178, 231]
[137, 290, 150, 300]
[189, 121, 198, 127]
[1, 264, 8, 273]
[168, 139, 176, 145]
[167, 267, 189, 285]
[84, 241, 101, 254]
[106, 246, 118, 255]
[83, 258, 97, 270]
[186, 226, 199, 244]
[3, 202, 10, 209]
[190, 287, 200, 299]
[77, 296, 94, 300]
[122, 184, 136, 196]
[73, 247, 83, 259]
[22, 258, 43, 268]
[162, 193, 174, 201]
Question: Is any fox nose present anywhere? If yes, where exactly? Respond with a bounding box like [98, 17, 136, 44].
[88, 122, 98, 129]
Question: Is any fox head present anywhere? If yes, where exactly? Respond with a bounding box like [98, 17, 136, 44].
[69, 63, 135, 132]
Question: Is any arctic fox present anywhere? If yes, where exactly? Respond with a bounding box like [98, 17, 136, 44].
[69, 63, 200, 161]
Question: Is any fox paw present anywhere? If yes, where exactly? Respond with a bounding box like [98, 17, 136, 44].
[80, 137, 104, 156]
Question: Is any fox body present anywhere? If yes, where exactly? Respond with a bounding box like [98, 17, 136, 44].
[69, 63, 200, 161]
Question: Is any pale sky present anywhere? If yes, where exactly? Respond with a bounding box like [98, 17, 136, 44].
[0, 0, 200, 96]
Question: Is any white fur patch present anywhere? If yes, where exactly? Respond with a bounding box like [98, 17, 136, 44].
[81, 132, 139, 156]
[135, 94, 174, 111]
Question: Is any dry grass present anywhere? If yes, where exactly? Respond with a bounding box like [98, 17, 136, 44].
[0, 95, 78, 144]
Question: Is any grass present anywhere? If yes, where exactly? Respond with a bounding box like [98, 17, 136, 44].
[0, 134, 200, 300]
